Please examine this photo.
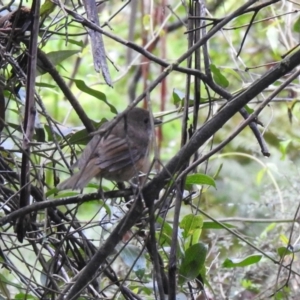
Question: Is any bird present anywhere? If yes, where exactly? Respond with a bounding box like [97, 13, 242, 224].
[58, 107, 161, 190]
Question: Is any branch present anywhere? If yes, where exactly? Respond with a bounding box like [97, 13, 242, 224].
[15, 0, 40, 243]
[82, 0, 112, 85]
[0, 189, 133, 226]
[37, 48, 95, 133]
[57, 0, 269, 155]
[61, 47, 300, 300]
[143, 50, 300, 205]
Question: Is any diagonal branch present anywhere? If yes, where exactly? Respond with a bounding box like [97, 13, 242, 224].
[37, 48, 95, 133]
[60, 41, 300, 300]
[57, 0, 269, 156]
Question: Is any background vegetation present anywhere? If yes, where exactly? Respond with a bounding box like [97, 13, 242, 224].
[1, 0, 300, 299]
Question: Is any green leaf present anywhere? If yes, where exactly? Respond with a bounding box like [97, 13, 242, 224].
[67, 39, 85, 47]
[40, 0, 56, 19]
[44, 124, 72, 142]
[256, 167, 267, 185]
[202, 221, 236, 229]
[210, 64, 229, 88]
[277, 246, 293, 258]
[276, 244, 300, 258]
[143, 14, 151, 30]
[173, 89, 184, 105]
[35, 82, 57, 88]
[156, 217, 184, 257]
[37, 50, 81, 76]
[48, 50, 80, 66]
[15, 294, 36, 299]
[274, 286, 290, 300]
[280, 233, 289, 245]
[67, 119, 107, 145]
[179, 242, 207, 285]
[279, 139, 291, 160]
[244, 104, 254, 114]
[260, 222, 276, 238]
[46, 188, 78, 198]
[293, 16, 300, 33]
[222, 254, 262, 268]
[69, 78, 117, 114]
[172, 88, 194, 106]
[185, 173, 216, 188]
[180, 214, 203, 239]
[68, 128, 90, 145]
[223, 68, 241, 81]
[156, 217, 173, 247]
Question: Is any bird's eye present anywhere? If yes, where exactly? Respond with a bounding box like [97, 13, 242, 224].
[144, 118, 149, 124]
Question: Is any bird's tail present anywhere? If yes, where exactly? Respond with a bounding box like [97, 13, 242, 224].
[58, 164, 100, 190]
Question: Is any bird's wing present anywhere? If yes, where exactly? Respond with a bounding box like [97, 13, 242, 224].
[95, 134, 142, 172]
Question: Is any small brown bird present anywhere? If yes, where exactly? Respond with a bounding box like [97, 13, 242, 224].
[58, 107, 161, 190]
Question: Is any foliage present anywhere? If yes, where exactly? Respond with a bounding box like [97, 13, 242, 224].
[0, 0, 300, 299]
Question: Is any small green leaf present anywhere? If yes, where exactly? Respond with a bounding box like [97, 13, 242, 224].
[67, 119, 107, 145]
[256, 168, 267, 185]
[68, 128, 90, 145]
[179, 242, 207, 285]
[44, 124, 71, 142]
[274, 285, 290, 300]
[279, 233, 289, 245]
[67, 39, 84, 47]
[185, 173, 216, 188]
[172, 88, 194, 106]
[223, 68, 241, 81]
[277, 246, 293, 258]
[277, 238, 300, 257]
[156, 217, 173, 245]
[260, 223, 276, 238]
[241, 279, 253, 289]
[156, 217, 173, 246]
[15, 294, 36, 299]
[156, 217, 184, 257]
[222, 254, 262, 268]
[47, 50, 80, 66]
[35, 82, 57, 88]
[40, 0, 55, 18]
[49, 119, 104, 144]
[210, 64, 229, 88]
[244, 104, 254, 114]
[69, 78, 117, 114]
[143, 14, 151, 30]
[202, 221, 236, 229]
[279, 140, 291, 160]
[172, 89, 182, 105]
[46, 188, 78, 198]
[293, 16, 300, 33]
[37, 50, 81, 76]
[180, 214, 203, 240]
